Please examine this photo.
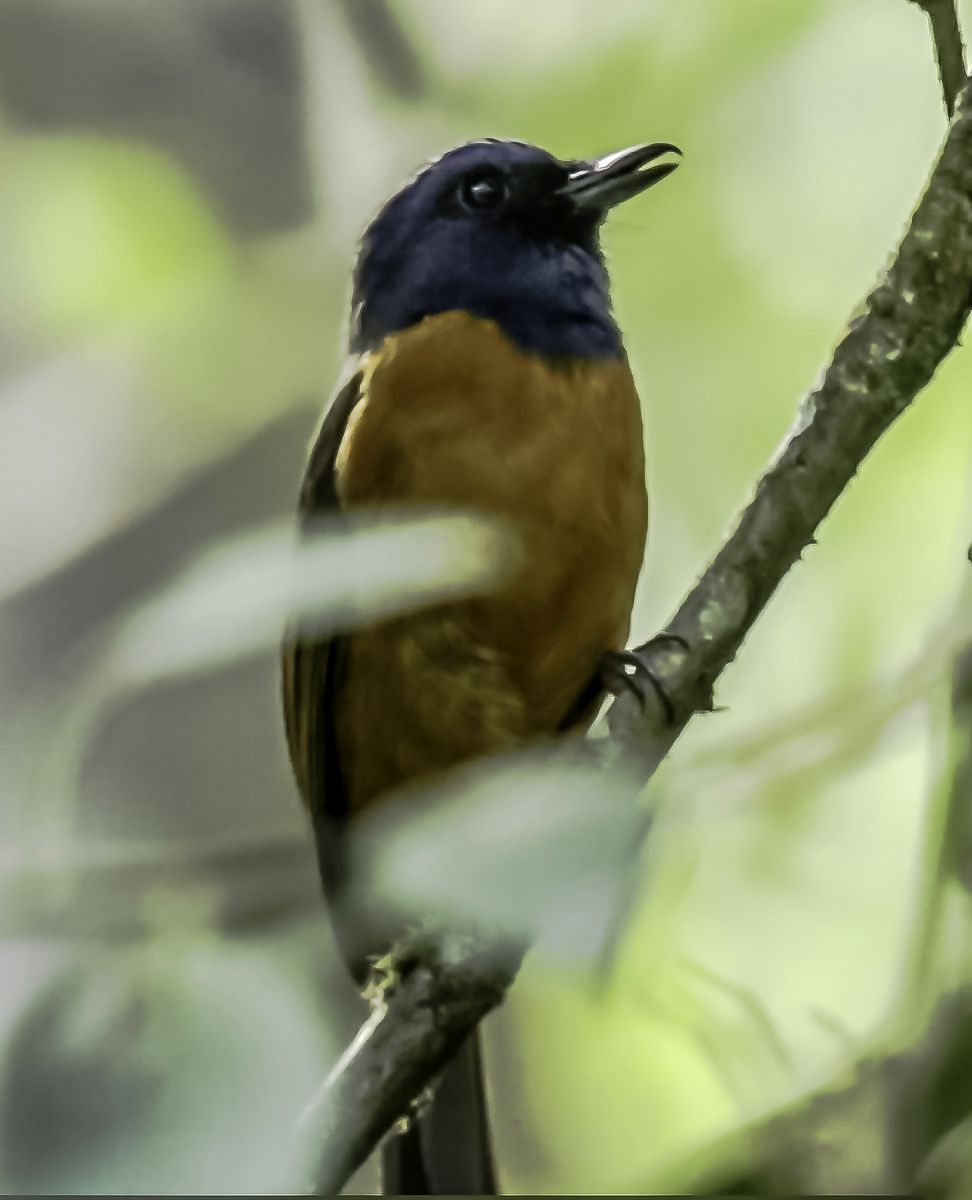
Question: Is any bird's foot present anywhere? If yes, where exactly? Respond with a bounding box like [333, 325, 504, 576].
[601, 634, 691, 726]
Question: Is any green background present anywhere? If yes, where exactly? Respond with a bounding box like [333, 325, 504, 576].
[1, 0, 970, 1193]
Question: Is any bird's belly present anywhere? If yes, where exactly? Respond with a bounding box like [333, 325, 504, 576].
[335, 313, 648, 809]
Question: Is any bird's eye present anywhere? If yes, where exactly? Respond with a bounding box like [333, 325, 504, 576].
[458, 171, 507, 211]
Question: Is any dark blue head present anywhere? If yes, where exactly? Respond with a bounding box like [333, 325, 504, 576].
[349, 138, 680, 360]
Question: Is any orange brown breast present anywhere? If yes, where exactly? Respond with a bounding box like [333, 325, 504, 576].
[326, 310, 648, 815]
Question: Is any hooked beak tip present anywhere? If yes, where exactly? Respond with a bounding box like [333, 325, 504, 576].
[562, 141, 682, 211]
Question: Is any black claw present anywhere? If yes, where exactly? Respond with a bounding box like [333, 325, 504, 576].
[602, 635, 688, 727]
[641, 664, 676, 725]
[600, 649, 645, 701]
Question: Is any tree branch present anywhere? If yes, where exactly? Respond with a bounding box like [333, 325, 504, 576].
[910, 0, 968, 116]
[300, 73, 972, 1199]
[607, 71, 972, 767]
[298, 938, 521, 1194]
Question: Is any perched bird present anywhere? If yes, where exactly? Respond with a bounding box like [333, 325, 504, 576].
[281, 136, 680, 1194]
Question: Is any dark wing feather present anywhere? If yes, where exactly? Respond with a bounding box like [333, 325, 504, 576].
[281, 369, 363, 853]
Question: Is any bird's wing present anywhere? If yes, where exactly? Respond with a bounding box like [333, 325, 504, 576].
[280, 367, 363, 837]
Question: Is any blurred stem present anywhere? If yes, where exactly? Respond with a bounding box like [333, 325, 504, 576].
[676, 640, 972, 1198]
[307, 68, 972, 1200]
[901, 669, 968, 1018]
[911, 0, 968, 116]
[333, 0, 424, 100]
[941, 643, 972, 891]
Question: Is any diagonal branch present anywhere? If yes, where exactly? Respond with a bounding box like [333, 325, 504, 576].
[607, 70, 972, 767]
[298, 938, 521, 1194]
[910, 0, 968, 116]
[299, 73, 972, 1199]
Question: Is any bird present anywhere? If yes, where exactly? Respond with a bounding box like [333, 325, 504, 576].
[281, 135, 680, 1194]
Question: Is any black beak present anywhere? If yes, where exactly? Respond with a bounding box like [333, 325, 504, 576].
[560, 142, 681, 211]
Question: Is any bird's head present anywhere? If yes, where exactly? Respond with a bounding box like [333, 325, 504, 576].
[350, 138, 680, 360]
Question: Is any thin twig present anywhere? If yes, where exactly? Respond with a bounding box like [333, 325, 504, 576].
[911, 0, 968, 116]
[301, 71, 972, 1200]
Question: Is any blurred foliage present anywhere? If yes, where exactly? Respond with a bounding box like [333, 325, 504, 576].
[1, 0, 972, 1194]
[0, 136, 230, 335]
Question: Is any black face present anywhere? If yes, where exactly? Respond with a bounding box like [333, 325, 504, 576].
[425, 148, 598, 249]
[350, 138, 680, 360]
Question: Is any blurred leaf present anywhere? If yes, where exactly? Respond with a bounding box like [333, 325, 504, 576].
[917, 1116, 972, 1200]
[0, 0, 310, 237]
[0, 941, 331, 1194]
[110, 511, 514, 685]
[14, 511, 513, 866]
[351, 751, 649, 964]
[0, 831, 319, 940]
[0, 134, 229, 336]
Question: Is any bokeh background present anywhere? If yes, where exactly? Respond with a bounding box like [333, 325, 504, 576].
[2, 0, 972, 1194]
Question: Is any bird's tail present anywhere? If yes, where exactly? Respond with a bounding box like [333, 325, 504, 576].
[380, 1031, 496, 1195]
